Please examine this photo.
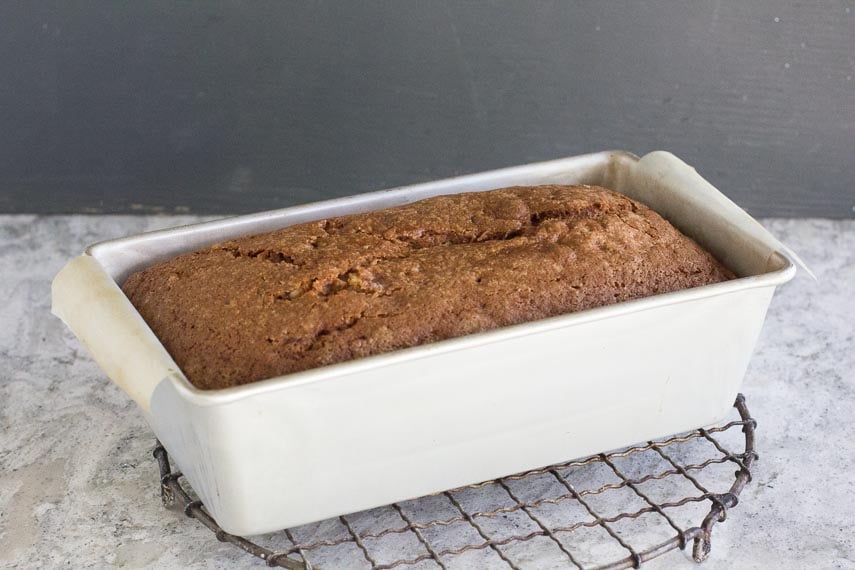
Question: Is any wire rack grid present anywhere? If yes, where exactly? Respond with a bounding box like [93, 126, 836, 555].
[154, 394, 757, 569]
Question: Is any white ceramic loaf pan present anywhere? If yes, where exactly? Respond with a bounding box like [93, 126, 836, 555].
[52, 151, 804, 536]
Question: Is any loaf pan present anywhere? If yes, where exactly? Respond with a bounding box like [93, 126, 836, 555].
[52, 151, 805, 535]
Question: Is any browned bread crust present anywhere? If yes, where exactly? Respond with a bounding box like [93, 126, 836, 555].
[122, 185, 734, 390]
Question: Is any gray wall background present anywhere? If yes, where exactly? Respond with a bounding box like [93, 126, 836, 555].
[1, 1, 853, 217]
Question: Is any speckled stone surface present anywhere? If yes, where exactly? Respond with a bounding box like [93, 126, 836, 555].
[0, 216, 852, 569]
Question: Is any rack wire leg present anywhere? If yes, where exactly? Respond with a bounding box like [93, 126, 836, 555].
[153, 443, 175, 508]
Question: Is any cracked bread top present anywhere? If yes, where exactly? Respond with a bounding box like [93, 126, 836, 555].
[122, 185, 735, 390]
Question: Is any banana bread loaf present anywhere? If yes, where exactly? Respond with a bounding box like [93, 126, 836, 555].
[122, 185, 734, 390]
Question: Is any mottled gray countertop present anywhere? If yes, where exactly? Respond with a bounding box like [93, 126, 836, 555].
[1, 216, 853, 569]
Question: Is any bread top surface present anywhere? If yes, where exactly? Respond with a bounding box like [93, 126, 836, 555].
[122, 185, 734, 389]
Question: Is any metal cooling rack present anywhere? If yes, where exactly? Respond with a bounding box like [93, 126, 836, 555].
[154, 394, 756, 569]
